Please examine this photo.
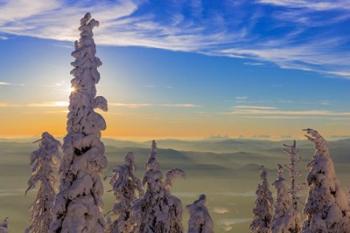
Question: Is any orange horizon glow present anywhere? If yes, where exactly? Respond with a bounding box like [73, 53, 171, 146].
[0, 106, 349, 141]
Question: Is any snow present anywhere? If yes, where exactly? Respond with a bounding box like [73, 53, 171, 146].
[50, 12, 108, 233]
[301, 129, 350, 233]
[271, 164, 301, 233]
[107, 152, 144, 233]
[131, 140, 185, 233]
[187, 194, 214, 233]
[25, 132, 62, 233]
[250, 167, 274, 233]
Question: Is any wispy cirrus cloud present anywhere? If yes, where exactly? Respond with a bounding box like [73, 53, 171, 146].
[0, 1, 350, 78]
[228, 105, 350, 119]
[0, 81, 24, 86]
[109, 102, 200, 109]
[257, 0, 350, 11]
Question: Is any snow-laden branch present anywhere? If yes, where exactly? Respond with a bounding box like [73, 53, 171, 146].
[50, 12, 108, 233]
[250, 166, 273, 233]
[25, 132, 62, 233]
[131, 140, 185, 233]
[107, 152, 144, 233]
[301, 129, 350, 233]
[187, 194, 214, 233]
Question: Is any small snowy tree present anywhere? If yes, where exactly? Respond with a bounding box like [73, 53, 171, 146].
[250, 166, 273, 233]
[272, 164, 300, 233]
[301, 129, 350, 233]
[187, 194, 214, 233]
[25, 132, 62, 233]
[107, 152, 144, 233]
[283, 141, 301, 214]
[0, 218, 8, 233]
[50, 12, 108, 233]
[282, 141, 302, 233]
[131, 140, 185, 233]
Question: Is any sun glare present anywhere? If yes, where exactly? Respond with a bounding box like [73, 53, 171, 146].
[54, 101, 69, 107]
[70, 86, 77, 93]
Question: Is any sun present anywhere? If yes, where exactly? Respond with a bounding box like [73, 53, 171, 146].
[70, 86, 77, 93]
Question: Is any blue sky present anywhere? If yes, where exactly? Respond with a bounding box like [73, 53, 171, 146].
[0, 0, 349, 139]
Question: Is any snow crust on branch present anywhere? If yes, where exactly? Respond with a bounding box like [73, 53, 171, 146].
[25, 132, 62, 233]
[131, 140, 185, 233]
[301, 129, 350, 233]
[187, 194, 214, 233]
[250, 167, 273, 233]
[0, 218, 8, 233]
[107, 152, 144, 233]
[50, 12, 108, 233]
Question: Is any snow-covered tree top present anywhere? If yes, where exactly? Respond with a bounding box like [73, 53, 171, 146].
[272, 164, 285, 188]
[282, 140, 298, 157]
[145, 140, 160, 171]
[132, 141, 185, 233]
[110, 152, 143, 199]
[187, 194, 214, 233]
[26, 132, 61, 194]
[303, 128, 328, 156]
[107, 152, 143, 233]
[250, 166, 273, 233]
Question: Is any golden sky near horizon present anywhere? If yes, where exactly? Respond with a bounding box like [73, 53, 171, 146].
[1, 105, 349, 140]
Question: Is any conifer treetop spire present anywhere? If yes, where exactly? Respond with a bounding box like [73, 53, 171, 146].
[146, 140, 160, 171]
[187, 194, 214, 233]
[25, 132, 61, 233]
[50, 12, 107, 233]
[250, 166, 273, 233]
[107, 152, 143, 233]
[303, 128, 328, 155]
[132, 141, 185, 233]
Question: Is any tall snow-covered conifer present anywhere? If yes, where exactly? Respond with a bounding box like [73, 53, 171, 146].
[301, 129, 350, 233]
[131, 141, 185, 233]
[187, 194, 214, 233]
[107, 152, 144, 233]
[50, 12, 108, 233]
[250, 167, 273, 233]
[25, 132, 62, 233]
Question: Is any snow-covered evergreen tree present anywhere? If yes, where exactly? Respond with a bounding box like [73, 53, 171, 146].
[301, 129, 350, 233]
[271, 164, 300, 233]
[25, 132, 62, 233]
[187, 194, 214, 233]
[250, 166, 273, 233]
[50, 12, 108, 233]
[107, 152, 144, 233]
[0, 218, 8, 233]
[282, 141, 302, 233]
[131, 140, 185, 233]
[283, 140, 301, 214]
